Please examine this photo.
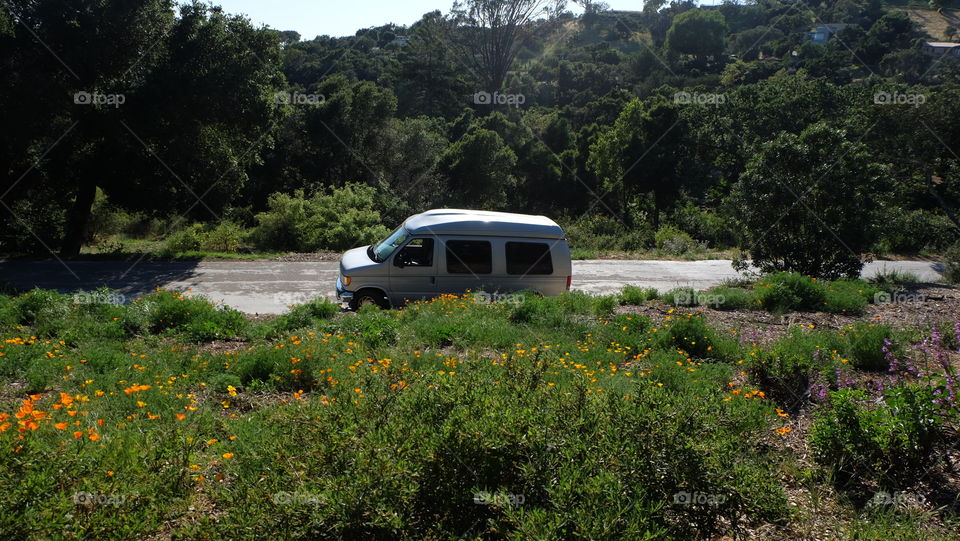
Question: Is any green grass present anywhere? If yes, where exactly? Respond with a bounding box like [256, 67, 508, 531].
[0, 288, 955, 539]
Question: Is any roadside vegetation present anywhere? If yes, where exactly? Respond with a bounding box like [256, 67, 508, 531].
[0, 286, 956, 539]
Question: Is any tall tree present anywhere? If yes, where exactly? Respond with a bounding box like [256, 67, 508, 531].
[664, 8, 728, 60]
[588, 96, 689, 228]
[0, 1, 286, 256]
[448, 0, 566, 94]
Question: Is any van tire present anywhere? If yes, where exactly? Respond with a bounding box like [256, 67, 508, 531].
[350, 289, 390, 311]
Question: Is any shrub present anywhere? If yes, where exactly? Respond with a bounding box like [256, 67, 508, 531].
[326, 306, 400, 347]
[267, 297, 339, 336]
[563, 214, 653, 253]
[869, 268, 920, 290]
[844, 323, 893, 371]
[662, 287, 698, 307]
[13, 289, 70, 336]
[704, 286, 753, 310]
[669, 202, 739, 248]
[653, 314, 735, 361]
[161, 223, 206, 254]
[655, 225, 696, 255]
[201, 221, 245, 253]
[748, 328, 843, 411]
[822, 279, 880, 315]
[251, 184, 389, 252]
[810, 387, 942, 486]
[753, 272, 826, 313]
[139, 289, 248, 341]
[620, 285, 659, 305]
[875, 208, 955, 254]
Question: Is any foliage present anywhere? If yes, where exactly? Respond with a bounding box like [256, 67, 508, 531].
[654, 225, 696, 255]
[752, 272, 826, 313]
[731, 123, 885, 279]
[843, 323, 893, 371]
[810, 387, 943, 486]
[620, 285, 659, 305]
[251, 185, 389, 252]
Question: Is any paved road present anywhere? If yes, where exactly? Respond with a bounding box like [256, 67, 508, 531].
[0, 259, 944, 314]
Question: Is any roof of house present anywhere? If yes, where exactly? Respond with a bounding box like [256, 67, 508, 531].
[403, 209, 565, 239]
[924, 41, 960, 47]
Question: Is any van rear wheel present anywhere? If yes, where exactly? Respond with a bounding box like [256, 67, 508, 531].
[350, 289, 389, 311]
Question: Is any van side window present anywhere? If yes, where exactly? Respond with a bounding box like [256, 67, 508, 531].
[505, 242, 553, 275]
[395, 238, 434, 267]
[445, 240, 492, 274]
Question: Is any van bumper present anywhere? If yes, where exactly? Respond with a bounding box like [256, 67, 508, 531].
[335, 276, 353, 307]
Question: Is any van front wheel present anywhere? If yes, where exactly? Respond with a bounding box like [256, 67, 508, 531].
[350, 289, 390, 311]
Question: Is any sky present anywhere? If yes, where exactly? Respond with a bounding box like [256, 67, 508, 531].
[204, 1, 719, 40]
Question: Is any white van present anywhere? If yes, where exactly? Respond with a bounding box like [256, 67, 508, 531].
[336, 209, 572, 309]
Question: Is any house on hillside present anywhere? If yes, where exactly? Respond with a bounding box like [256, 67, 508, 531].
[804, 24, 850, 44]
[921, 41, 960, 57]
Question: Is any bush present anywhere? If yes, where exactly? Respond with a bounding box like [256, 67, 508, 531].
[161, 223, 206, 254]
[563, 214, 653, 253]
[13, 289, 70, 336]
[822, 279, 881, 315]
[810, 387, 942, 486]
[704, 286, 753, 310]
[620, 285, 659, 305]
[869, 268, 920, 290]
[653, 314, 735, 361]
[669, 202, 739, 248]
[201, 221, 245, 253]
[662, 287, 698, 307]
[267, 297, 339, 336]
[654, 225, 696, 255]
[326, 305, 400, 347]
[251, 184, 390, 252]
[875, 208, 955, 254]
[844, 323, 893, 371]
[748, 328, 843, 411]
[753, 272, 826, 313]
[140, 289, 248, 341]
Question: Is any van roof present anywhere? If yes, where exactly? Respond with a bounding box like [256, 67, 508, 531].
[403, 209, 565, 239]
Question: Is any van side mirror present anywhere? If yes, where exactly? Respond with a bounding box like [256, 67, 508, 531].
[394, 257, 405, 268]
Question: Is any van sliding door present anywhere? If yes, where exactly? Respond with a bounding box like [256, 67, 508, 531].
[437, 239, 495, 296]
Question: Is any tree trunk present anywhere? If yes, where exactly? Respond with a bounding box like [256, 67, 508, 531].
[60, 177, 97, 257]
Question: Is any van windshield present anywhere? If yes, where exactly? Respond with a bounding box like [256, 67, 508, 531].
[369, 225, 408, 262]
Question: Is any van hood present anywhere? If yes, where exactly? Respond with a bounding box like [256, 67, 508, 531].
[339, 246, 382, 275]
